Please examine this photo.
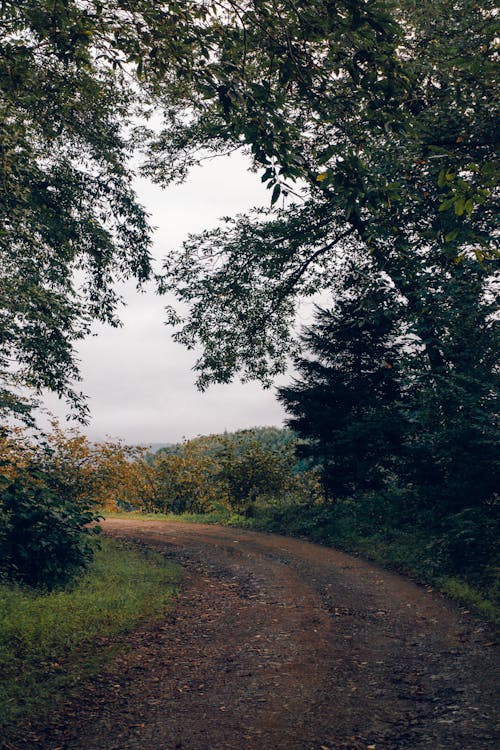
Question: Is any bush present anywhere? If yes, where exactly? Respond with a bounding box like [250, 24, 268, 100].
[429, 503, 500, 583]
[0, 467, 101, 589]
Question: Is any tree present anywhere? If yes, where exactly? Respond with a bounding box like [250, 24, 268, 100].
[279, 254, 499, 512]
[0, 0, 162, 419]
[145, 0, 497, 388]
[146, 1, 498, 519]
[3, 1, 497, 425]
[1, 0, 226, 421]
[399, 259, 499, 512]
[278, 265, 404, 499]
[215, 430, 296, 515]
[41, 420, 149, 512]
[0, 426, 101, 587]
[136, 428, 316, 516]
[152, 437, 227, 514]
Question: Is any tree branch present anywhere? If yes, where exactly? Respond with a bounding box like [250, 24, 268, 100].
[271, 226, 355, 312]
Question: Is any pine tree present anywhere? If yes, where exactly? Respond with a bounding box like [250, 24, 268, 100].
[278, 272, 403, 499]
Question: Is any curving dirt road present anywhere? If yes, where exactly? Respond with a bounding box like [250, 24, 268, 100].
[6, 519, 499, 750]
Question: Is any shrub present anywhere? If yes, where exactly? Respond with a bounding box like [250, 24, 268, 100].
[430, 503, 500, 583]
[0, 466, 101, 589]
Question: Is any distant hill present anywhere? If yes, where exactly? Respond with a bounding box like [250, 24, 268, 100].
[144, 443, 172, 454]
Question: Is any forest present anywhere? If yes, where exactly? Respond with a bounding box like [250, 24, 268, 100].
[1, 0, 498, 617]
[0, 0, 498, 744]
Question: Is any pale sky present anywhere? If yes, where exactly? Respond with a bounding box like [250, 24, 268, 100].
[39, 152, 290, 444]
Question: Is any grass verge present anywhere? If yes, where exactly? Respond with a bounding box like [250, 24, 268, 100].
[0, 537, 181, 730]
[105, 509, 230, 524]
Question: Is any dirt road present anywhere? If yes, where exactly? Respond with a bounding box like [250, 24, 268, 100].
[6, 519, 499, 749]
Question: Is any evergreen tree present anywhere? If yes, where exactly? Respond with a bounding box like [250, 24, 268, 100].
[280, 258, 499, 513]
[279, 270, 404, 499]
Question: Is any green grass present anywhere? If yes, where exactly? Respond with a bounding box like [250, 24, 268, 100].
[0, 537, 182, 729]
[435, 576, 499, 623]
[106, 508, 232, 524]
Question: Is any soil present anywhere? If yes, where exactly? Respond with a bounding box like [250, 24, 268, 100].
[2, 518, 498, 750]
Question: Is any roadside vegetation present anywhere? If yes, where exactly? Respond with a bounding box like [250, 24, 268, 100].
[0, 537, 181, 730]
[0, 2, 497, 729]
[106, 422, 499, 625]
[0, 426, 181, 731]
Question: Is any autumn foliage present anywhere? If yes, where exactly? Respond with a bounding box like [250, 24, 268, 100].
[0, 422, 149, 587]
[136, 429, 322, 517]
[0, 423, 320, 587]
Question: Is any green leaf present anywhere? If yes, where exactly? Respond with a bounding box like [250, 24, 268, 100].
[465, 199, 474, 216]
[439, 198, 455, 212]
[271, 184, 281, 205]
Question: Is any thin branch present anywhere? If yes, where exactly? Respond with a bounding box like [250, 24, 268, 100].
[271, 226, 355, 312]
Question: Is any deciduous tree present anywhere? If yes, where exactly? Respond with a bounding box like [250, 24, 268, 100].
[146, 1, 498, 387]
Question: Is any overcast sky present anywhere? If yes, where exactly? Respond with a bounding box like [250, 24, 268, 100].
[40, 152, 290, 444]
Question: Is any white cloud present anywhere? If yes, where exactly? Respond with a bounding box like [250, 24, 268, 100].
[39, 152, 287, 443]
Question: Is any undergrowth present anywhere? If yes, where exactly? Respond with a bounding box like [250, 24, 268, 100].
[0, 537, 181, 729]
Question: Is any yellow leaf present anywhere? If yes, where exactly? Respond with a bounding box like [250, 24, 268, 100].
[316, 172, 329, 182]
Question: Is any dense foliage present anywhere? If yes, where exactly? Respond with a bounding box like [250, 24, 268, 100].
[279, 258, 499, 511]
[0, 468, 99, 589]
[130, 428, 320, 516]
[3, 1, 497, 419]
[0, 0, 169, 420]
[280, 265, 404, 499]
[0, 426, 145, 587]
[151, 0, 498, 389]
